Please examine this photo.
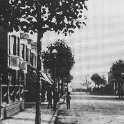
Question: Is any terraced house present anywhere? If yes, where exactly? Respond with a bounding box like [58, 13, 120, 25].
[0, 25, 54, 119]
[0, 25, 38, 119]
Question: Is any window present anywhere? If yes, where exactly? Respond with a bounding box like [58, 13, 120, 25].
[16, 37, 20, 56]
[19, 71, 24, 85]
[26, 47, 30, 62]
[9, 35, 20, 56]
[9, 35, 14, 55]
[20, 44, 25, 59]
[30, 52, 33, 65]
[20, 44, 23, 58]
[32, 54, 37, 67]
[22, 44, 25, 59]
[34, 55, 37, 67]
[13, 36, 16, 55]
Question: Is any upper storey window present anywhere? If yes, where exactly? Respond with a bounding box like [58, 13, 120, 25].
[20, 44, 25, 59]
[9, 35, 20, 56]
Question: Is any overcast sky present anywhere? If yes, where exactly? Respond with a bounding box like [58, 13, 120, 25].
[43, 0, 124, 88]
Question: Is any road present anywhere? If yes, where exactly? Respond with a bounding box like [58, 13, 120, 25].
[55, 92, 124, 124]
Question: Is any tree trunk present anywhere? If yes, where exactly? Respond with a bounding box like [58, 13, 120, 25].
[118, 79, 121, 99]
[35, 30, 43, 124]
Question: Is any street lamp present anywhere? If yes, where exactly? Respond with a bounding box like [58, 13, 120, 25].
[51, 48, 59, 111]
[52, 49, 58, 89]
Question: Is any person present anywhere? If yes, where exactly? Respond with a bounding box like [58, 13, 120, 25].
[66, 92, 71, 109]
[62, 92, 67, 103]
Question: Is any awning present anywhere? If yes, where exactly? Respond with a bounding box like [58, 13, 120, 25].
[40, 72, 53, 85]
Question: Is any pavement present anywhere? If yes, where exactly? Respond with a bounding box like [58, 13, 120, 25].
[0, 100, 63, 124]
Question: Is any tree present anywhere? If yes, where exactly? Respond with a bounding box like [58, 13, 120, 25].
[91, 73, 106, 87]
[65, 73, 73, 83]
[111, 60, 124, 79]
[42, 40, 74, 96]
[111, 59, 124, 98]
[18, 1, 87, 123]
[0, 0, 87, 124]
[42, 39, 74, 85]
[0, 0, 23, 31]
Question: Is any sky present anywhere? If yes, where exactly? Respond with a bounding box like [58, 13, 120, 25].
[42, 0, 124, 88]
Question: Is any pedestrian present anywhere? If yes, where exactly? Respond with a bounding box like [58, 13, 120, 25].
[66, 92, 71, 109]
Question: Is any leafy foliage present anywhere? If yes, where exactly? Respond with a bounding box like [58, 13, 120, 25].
[64, 73, 73, 83]
[0, 0, 87, 34]
[20, 0, 87, 34]
[91, 73, 106, 87]
[111, 59, 124, 79]
[110, 59, 124, 98]
[42, 39, 74, 80]
[0, 0, 24, 31]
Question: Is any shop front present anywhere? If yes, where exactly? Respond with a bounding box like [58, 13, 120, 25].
[0, 68, 25, 119]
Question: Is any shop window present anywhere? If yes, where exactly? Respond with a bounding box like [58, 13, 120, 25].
[0, 73, 3, 83]
[8, 73, 12, 85]
[19, 71, 24, 85]
[15, 86, 20, 101]
[9, 86, 15, 102]
[10, 72, 16, 85]
[0, 73, 7, 84]
[2, 87, 8, 104]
